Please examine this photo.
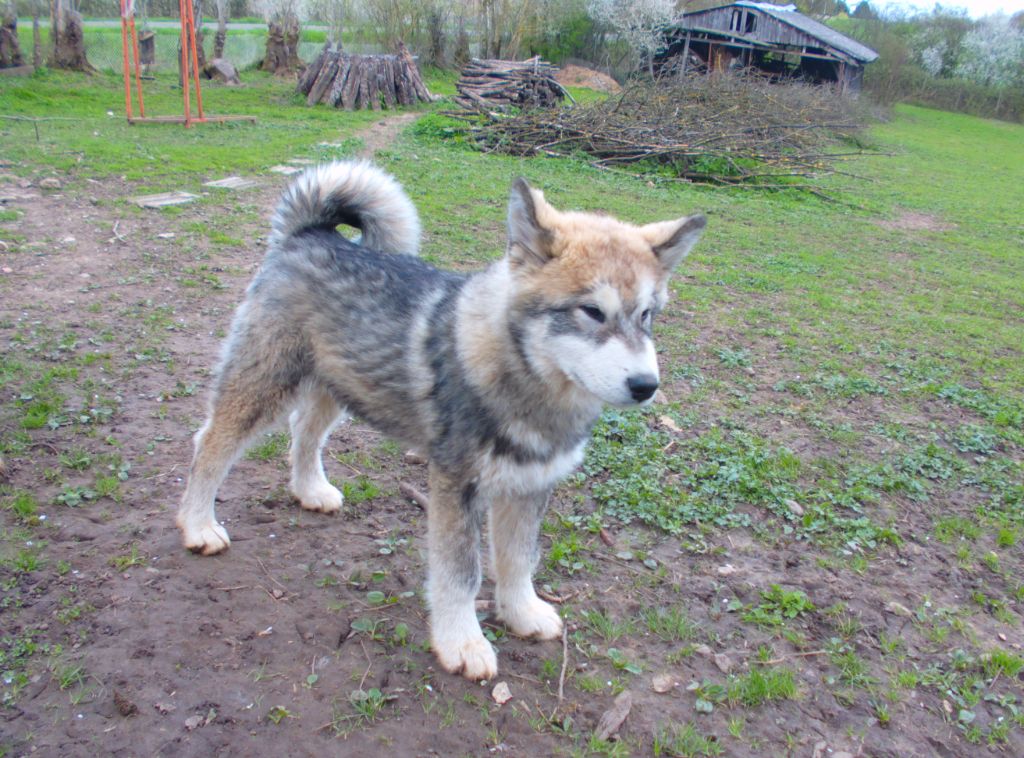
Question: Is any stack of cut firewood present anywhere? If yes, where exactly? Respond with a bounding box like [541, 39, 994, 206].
[297, 42, 433, 110]
[455, 57, 568, 110]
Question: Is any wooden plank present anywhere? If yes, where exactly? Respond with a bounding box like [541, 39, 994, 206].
[306, 53, 339, 106]
[340, 56, 362, 110]
[326, 57, 351, 107]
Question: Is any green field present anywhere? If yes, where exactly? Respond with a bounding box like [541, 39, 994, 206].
[1, 70, 1022, 754]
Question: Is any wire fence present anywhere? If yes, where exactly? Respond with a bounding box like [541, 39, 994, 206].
[13, 21, 338, 74]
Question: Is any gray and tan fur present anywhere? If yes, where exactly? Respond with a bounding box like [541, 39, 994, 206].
[177, 161, 706, 680]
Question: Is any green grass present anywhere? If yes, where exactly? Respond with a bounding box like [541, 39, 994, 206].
[726, 667, 799, 706]
[741, 585, 816, 629]
[653, 722, 723, 757]
[0, 69, 381, 191]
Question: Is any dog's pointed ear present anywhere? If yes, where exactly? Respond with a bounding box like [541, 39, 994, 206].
[507, 177, 554, 268]
[642, 214, 707, 273]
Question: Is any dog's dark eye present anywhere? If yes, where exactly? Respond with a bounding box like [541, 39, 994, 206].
[641, 309, 652, 323]
[579, 305, 606, 324]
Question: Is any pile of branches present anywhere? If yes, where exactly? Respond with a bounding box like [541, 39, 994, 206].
[455, 57, 570, 111]
[448, 72, 872, 188]
[297, 42, 433, 110]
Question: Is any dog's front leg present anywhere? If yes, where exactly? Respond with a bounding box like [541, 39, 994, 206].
[426, 465, 496, 681]
[491, 489, 563, 640]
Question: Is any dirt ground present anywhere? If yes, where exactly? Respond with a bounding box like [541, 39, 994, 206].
[1, 120, 1021, 757]
[556, 65, 622, 95]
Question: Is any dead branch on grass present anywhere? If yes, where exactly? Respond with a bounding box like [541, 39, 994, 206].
[447, 72, 876, 188]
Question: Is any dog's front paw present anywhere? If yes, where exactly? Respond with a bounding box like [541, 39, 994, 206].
[180, 520, 231, 555]
[500, 596, 563, 640]
[292, 480, 343, 514]
[433, 631, 498, 681]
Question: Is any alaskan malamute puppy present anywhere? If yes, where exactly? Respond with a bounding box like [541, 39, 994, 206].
[177, 162, 705, 680]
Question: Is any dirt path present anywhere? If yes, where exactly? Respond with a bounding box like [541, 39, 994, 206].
[356, 112, 423, 159]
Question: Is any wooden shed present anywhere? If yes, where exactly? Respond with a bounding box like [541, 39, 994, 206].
[654, 2, 878, 93]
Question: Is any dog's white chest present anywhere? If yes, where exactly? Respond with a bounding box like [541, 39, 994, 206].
[479, 441, 586, 495]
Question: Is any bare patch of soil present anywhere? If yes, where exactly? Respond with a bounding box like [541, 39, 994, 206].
[556, 64, 622, 94]
[877, 209, 957, 233]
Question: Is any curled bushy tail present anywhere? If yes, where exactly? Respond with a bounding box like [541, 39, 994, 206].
[270, 161, 421, 255]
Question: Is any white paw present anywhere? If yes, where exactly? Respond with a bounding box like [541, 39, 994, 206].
[292, 480, 343, 513]
[499, 596, 563, 640]
[433, 632, 498, 682]
[180, 520, 231, 555]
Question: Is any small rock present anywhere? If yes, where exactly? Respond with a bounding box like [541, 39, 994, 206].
[615, 550, 634, 561]
[154, 702, 176, 715]
[713, 653, 734, 674]
[784, 499, 804, 516]
[39, 177, 62, 189]
[595, 690, 632, 741]
[694, 644, 713, 658]
[491, 681, 512, 705]
[203, 58, 241, 85]
[113, 689, 138, 717]
[184, 714, 203, 731]
[404, 450, 427, 465]
[658, 415, 682, 433]
[653, 389, 668, 404]
[885, 601, 913, 617]
[651, 674, 675, 693]
[716, 564, 737, 576]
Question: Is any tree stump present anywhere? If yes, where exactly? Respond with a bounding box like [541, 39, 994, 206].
[49, 7, 93, 72]
[262, 17, 301, 75]
[0, 8, 24, 69]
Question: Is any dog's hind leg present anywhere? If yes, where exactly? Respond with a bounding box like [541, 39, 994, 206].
[426, 466, 497, 681]
[289, 383, 346, 513]
[490, 490, 563, 640]
[178, 374, 293, 555]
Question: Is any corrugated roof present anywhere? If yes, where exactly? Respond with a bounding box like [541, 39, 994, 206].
[679, 2, 879, 63]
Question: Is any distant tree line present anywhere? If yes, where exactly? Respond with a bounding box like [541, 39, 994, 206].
[9, 0, 1022, 121]
[829, 3, 1024, 121]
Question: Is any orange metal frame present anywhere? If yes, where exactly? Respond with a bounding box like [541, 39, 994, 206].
[120, 0, 255, 127]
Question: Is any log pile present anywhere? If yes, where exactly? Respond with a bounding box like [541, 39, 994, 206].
[296, 42, 433, 111]
[455, 57, 569, 111]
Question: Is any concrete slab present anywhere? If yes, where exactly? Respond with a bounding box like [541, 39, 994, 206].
[269, 165, 302, 175]
[203, 176, 258, 190]
[132, 191, 199, 209]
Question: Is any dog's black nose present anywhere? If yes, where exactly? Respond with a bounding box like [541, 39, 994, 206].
[627, 374, 659, 403]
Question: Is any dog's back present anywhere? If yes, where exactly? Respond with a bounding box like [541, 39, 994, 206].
[241, 163, 465, 452]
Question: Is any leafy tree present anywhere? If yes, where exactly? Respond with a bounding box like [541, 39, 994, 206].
[851, 1, 876, 20]
[955, 14, 1024, 89]
[587, 0, 675, 75]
